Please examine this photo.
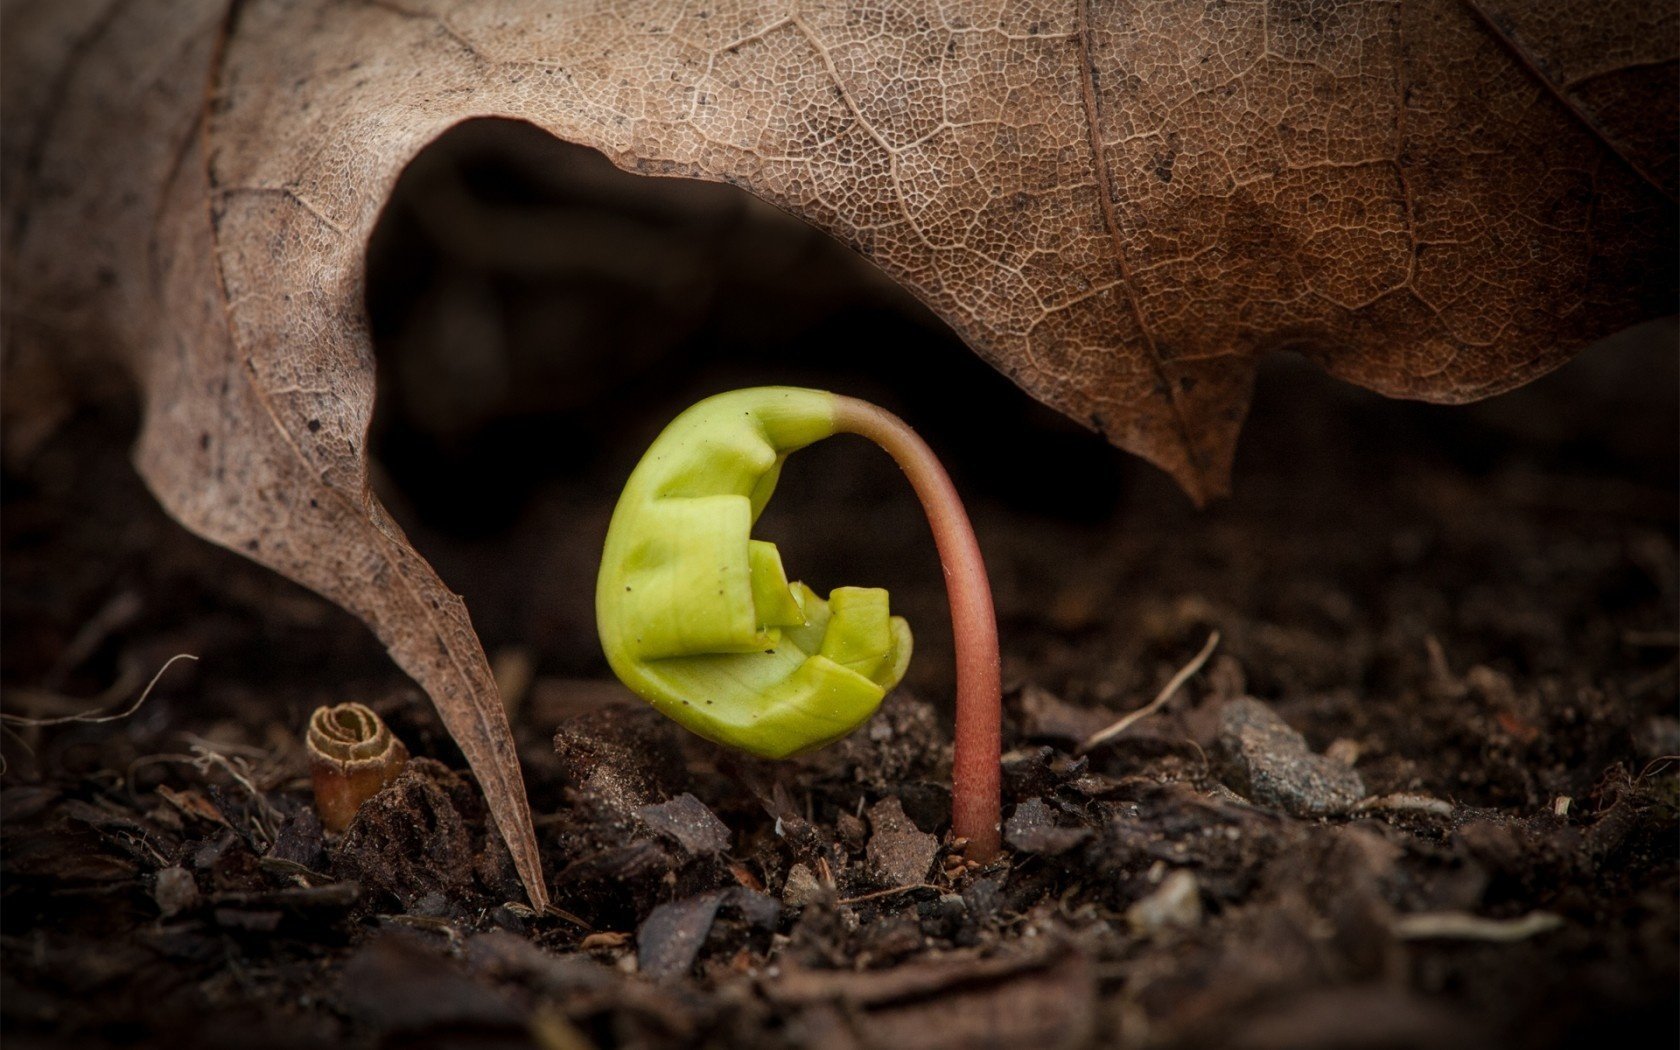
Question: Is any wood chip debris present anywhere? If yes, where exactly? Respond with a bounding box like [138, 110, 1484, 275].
[1355, 793, 1455, 816]
[1392, 911, 1564, 942]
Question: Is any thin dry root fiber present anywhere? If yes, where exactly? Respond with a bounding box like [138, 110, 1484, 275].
[306, 702, 409, 833]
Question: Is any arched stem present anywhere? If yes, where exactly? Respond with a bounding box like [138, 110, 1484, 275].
[833, 396, 1001, 861]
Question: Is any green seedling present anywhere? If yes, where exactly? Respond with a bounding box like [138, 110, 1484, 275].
[597, 387, 1002, 859]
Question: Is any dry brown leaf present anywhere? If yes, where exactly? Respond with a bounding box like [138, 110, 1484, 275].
[4, 0, 1673, 909]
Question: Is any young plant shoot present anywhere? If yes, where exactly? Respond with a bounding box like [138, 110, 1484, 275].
[596, 387, 1002, 859]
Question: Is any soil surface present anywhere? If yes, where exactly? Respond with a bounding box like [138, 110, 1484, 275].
[3, 127, 1676, 1049]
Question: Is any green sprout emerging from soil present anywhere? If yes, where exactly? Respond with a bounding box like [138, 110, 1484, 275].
[597, 387, 1002, 859]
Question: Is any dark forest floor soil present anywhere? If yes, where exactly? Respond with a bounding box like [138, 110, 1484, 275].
[3, 129, 1676, 1048]
[5, 331, 1675, 1050]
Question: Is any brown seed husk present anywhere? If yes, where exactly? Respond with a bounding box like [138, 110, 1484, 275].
[306, 703, 409, 833]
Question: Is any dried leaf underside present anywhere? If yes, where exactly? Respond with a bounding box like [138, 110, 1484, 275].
[3, 0, 1673, 908]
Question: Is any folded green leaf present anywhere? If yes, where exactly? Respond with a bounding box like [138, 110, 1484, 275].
[597, 387, 911, 758]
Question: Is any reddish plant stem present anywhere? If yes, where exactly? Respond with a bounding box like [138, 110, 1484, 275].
[833, 396, 1002, 861]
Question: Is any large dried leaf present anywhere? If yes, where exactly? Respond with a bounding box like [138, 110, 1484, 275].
[4, 0, 1673, 908]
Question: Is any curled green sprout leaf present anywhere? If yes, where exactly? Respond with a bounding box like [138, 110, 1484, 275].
[597, 387, 1002, 859]
[596, 387, 911, 758]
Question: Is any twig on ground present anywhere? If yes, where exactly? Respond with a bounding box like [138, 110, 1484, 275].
[498, 901, 592, 928]
[1392, 910, 1564, 942]
[1, 653, 198, 727]
[837, 883, 942, 906]
[1355, 793, 1455, 816]
[1080, 632, 1220, 754]
[1637, 754, 1679, 781]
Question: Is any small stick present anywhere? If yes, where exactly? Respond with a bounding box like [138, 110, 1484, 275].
[1355, 793, 1454, 816]
[1080, 632, 1219, 753]
[837, 883, 943, 906]
[1637, 755, 1679, 781]
[1392, 910, 1564, 942]
[0, 653, 198, 727]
